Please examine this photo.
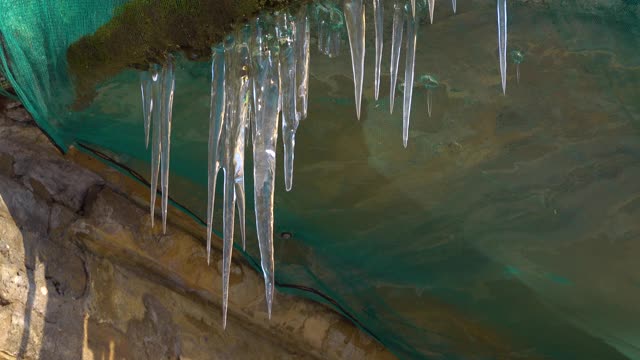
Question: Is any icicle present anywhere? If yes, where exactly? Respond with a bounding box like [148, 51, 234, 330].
[373, 0, 383, 101]
[234, 25, 251, 251]
[452, 0, 457, 14]
[276, 11, 299, 191]
[149, 64, 162, 228]
[327, 5, 344, 58]
[390, 0, 404, 114]
[140, 69, 154, 149]
[402, 4, 417, 148]
[511, 50, 524, 84]
[411, 0, 416, 17]
[497, 0, 508, 94]
[159, 55, 175, 234]
[316, 3, 328, 53]
[207, 45, 226, 265]
[428, 0, 435, 24]
[296, 5, 310, 121]
[344, 0, 366, 120]
[419, 74, 439, 118]
[252, 19, 280, 319]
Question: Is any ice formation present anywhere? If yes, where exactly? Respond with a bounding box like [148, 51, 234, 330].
[389, 0, 405, 113]
[402, 2, 417, 148]
[344, 0, 366, 120]
[373, 0, 383, 100]
[497, 0, 508, 94]
[139, 0, 510, 327]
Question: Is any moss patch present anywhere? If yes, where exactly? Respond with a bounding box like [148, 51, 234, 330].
[67, 0, 306, 109]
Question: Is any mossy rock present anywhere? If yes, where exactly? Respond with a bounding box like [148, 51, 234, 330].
[67, 0, 307, 109]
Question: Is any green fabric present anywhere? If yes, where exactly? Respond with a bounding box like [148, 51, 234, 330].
[2, 1, 640, 359]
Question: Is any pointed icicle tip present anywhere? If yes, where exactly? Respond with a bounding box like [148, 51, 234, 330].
[344, 0, 366, 121]
[428, 0, 435, 24]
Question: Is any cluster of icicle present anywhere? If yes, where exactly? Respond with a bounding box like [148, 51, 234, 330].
[140, 0, 509, 328]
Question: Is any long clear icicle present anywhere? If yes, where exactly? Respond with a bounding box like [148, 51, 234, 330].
[140, 70, 153, 149]
[149, 64, 162, 228]
[373, 0, 383, 101]
[344, 0, 365, 120]
[452, 0, 457, 14]
[402, 4, 417, 148]
[252, 19, 281, 319]
[390, 0, 404, 114]
[160, 55, 175, 234]
[221, 34, 237, 329]
[234, 26, 251, 251]
[277, 12, 299, 191]
[497, 0, 508, 94]
[428, 0, 435, 24]
[207, 45, 226, 264]
[296, 6, 310, 120]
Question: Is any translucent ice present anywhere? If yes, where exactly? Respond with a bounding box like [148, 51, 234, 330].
[344, 0, 365, 120]
[251, 20, 281, 318]
[140, 68, 154, 149]
[207, 45, 226, 264]
[159, 55, 175, 234]
[419, 74, 439, 117]
[390, 0, 404, 114]
[149, 64, 162, 228]
[277, 11, 299, 191]
[497, 0, 508, 94]
[402, 4, 417, 148]
[233, 26, 252, 251]
[428, 0, 435, 24]
[511, 50, 524, 84]
[373, 0, 383, 101]
[296, 5, 310, 120]
[219, 26, 253, 328]
[452, 0, 457, 14]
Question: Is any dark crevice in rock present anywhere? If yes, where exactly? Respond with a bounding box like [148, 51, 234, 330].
[0, 295, 10, 306]
[79, 183, 106, 216]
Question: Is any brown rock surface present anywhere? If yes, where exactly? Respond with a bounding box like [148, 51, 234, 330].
[0, 97, 396, 360]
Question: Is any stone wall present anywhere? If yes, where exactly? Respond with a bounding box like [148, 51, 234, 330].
[0, 96, 396, 360]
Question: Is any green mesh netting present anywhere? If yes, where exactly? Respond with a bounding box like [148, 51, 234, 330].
[2, 0, 640, 359]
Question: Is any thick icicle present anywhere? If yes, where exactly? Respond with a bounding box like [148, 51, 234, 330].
[234, 25, 251, 251]
[411, 0, 416, 16]
[220, 32, 241, 329]
[206, 45, 226, 265]
[252, 20, 281, 319]
[390, 0, 404, 114]
[373, 0, 383, 101]
[452, 0, 457, 14]
[497, 0, 508, 94]
[276, 11, 299, 191]
[149, 64, 162, 228]
[140, 69, 154, 149]
[402, 4, 417, 148]
[428, 0, 435, 24]
[344, 0, 365, 120]
[296, 5, 310, 120]
[160, 55, 175, 234]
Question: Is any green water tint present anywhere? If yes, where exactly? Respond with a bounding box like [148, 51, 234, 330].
[2, 0, 640, 359]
